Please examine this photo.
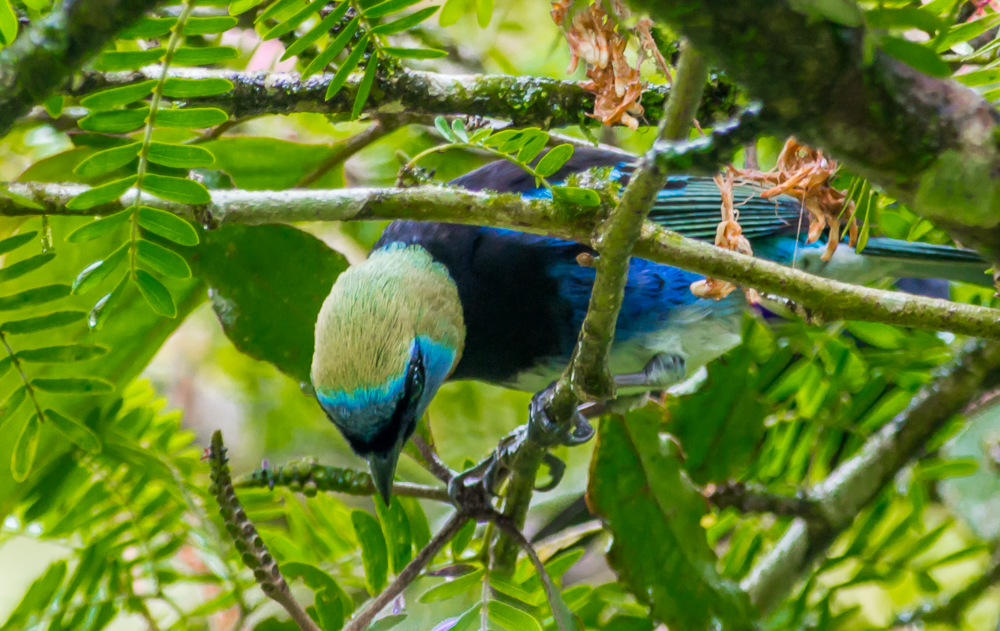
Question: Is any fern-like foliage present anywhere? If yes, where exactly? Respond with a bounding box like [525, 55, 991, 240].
[64, 0, 231, 323]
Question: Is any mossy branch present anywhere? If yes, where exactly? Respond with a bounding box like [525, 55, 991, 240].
[235, 457, 451, 502]
[208, 431, 322, 631]
[62, 66, 740, 129]
[0, 0, 167, 138]
[5, 176, 1000, 340]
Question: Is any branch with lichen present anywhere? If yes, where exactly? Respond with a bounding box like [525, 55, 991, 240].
[490, 43, 712, 570]
[234, 457, 451, 502]
[743, 340, 1000, 613]
[207, 431, 322, 631]
[4, 173, 1000, 340]
[0, 0, 166, 138]
[622, 0, 1000, 260]
[58, 65, 739, 129]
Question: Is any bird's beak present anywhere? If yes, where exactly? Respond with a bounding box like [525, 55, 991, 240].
[368, 438, 405, 506]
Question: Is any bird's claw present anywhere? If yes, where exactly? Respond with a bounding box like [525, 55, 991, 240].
[527, 383, 595, 447]
[534, 453, 566, 492]
[447, 427, 526, 507]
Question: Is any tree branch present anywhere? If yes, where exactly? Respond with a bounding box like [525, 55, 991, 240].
[6, 180, 1000, 340]
[743, 340, 1000, 612]
[295, 117, 401, 188]
[0, 0, 166, 138]
[62, 66, 740, 129]
[623, 0, 1000, 258]
[706, 482, 823, 522]
[342, 511, 470, 631]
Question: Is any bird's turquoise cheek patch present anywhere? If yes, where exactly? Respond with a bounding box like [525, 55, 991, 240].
[413, 335, 457, 418]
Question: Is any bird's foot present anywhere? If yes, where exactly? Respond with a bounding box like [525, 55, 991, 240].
[527, 382, 595, 447]
[614, 353, 686, 390]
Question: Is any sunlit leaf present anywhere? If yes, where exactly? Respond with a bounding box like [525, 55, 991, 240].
[45, 409, 102, 454]
[19, 344, 109, 362]
[383, 46, 448, 59]
[552, 186, 600, 207]
[325, 34, 369, 100]
[535, 144, 575, 177]
[182, 16, 238, 34]
[73, 243, 129, 295]
[78, 107, 150, 133]
[0, 252, 54, 284]
[155, 107, 229, 128]
[435, 116, 456, 142]
[172, 46, 239, 66]
[80, 81, 157, 111]
[12, 414, 41, 482]
[0, 0, 18, 46]
[137, 239, 192, 279]
[33, 378, 115, 394]
[878, 36, 950, 77]
[351, 510, 389, 595]
[139, 207, 199, 246]
[92, 50, 165, 71]
[419, 569, 484, 603]
[141, 174, 211, 204]
[352, 59, 378, 120]
[73, 142, 141, 178]
[371, 6, 438, 34]
[161, 78, 235, 98]
[262, 0, 324, 40]
[135, 269, 178, 317]
[65, 175, 137, 210]
[119, 16, 176, 38]
[0, 284, 71, 311]
[374, 496, 412, 574]
[1, 311, 86, 334]
[282, 1, 352, 61]
[147, 142, 215, 168]
[67, 209, 132, 242]
[488, 601, 542, 631]
[0, 231, 37, 256]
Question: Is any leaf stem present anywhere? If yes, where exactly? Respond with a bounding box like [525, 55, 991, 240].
[0, 330, 44, 423]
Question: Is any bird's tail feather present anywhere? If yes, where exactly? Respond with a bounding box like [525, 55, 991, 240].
[861, 237, 990, 286]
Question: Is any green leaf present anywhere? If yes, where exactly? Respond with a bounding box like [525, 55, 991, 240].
[67, 209, 132, 243]
[45, 409, 102, 454]
[302, 15, 360, 77]
[255, 0, 301, 23]
[552, 186, 600, 207]
[374, 496, 412, 574]
[475, 0, 491, 27]
[371, 6, 438, 34]
[183, 16, 239, 34]
[18, 344, 109, 362]
[0, 284, 71, 311]
[32, 378, 115, 394]
[352, 59, 378, 119]
[0, 386, 27, 431]
[588, 406, 753, 630]
[262, 0, 325, 40]
[162, 78, 235, 98]
[171, 46, 239, 66]
[141, 174, 211, 204]
[1, 311, 86, 334]
[72, 243, 129, 295]
[418, 568, 484, 603]
[450, 518, 475, 558]
[135, 269, 177, 317]
[0, 252, 55, 284]
[917, 458, 979, 479]
[935, 13, 1000, 52]
[66, 175, 137, 210]
[137, 239, 192, 279]
[518, 133, 548, 163]
[0, 231, 36, 256]
[956, 67, 1000, 87]
[73, 142, 141, 178]
[186, 223, 348, 382]
[398, 496, 430, 550]
[497, 128, 538, 152]
[668, 343, 770, 483]
[0, 561, 67, 631]
[43, 94, 64, 118]
[325, 34, 369, 100]
[139, 207, 199, 245]
[878, 36, 950, 77]
[0, 356, 11, 379]
[438, 0, 465, 26]
[119, 16, 177, 38]
[92, 50, 165, 71]
[78, 107, 150, 133]
[535, 144, 575, 177]
[147, 142, 215, 168]
[155, 107, 229, 128]
[352, 510, 389, 595]
[382, 46, 448, 59]
[229, 0, 267, 15]
[451, 604, 483, 631]
[451, 118, 469, 142]
[12, 414, 41, 482]
[80, 81, 157, 112]
[469, 128, 492, 144]
[435, 116, 456, 142]
[281, 1, 352, 61]
[0, 187, 42, 210]
[907, 218, 934, 242]
[367, 614, 407, 631]
[364, 0, 421, 18]
[88, 271, 131, 329]
[866, 8, 942, 33]
[0, 0, 18, 46]
[488, 601, 542, 631]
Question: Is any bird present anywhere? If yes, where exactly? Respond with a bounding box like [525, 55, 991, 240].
[310, 147, 988, 504]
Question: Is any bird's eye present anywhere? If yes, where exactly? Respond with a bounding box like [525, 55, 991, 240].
[408, 350, 425, 402]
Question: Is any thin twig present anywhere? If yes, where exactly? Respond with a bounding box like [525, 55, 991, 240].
[296, 117, 399, 188]
[706, 482, 823, 522]
[411, 435, 455, 483]
[342, 511, 470, 631]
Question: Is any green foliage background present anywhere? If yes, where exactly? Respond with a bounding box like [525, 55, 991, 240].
[2, 0, 1000, 630]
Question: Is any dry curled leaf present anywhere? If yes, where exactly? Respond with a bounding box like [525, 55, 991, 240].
[690, 172, 760, 304]
[552, 0, 670, 129]
[732, 138, 856, 262]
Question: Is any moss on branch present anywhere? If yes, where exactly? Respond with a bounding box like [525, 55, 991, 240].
[0, 0, 166, 138]
[68, 66, 740, 128]
[4, 180, 1000, 340]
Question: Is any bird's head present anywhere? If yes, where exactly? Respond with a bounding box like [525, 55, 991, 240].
[311, 244, 465, 504]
